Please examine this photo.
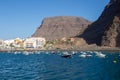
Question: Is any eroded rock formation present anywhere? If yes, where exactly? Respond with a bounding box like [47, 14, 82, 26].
[32, 16, 91, 41]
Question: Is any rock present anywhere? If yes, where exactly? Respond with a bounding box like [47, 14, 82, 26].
[32, 16, 91, 41]
[80, 0, 120, 47]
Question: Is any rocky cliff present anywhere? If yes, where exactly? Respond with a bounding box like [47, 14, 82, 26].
[32, 16, 91, 41]
[80, 0, 120, 47]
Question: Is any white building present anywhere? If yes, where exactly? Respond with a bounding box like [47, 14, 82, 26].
[23, 37, 46, 49]
[3, 38, 23, 48]
[4, 39, 15, 48]
[14, 38, 23, 48]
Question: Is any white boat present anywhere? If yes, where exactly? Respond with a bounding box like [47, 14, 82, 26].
[95, 52, 106, 58]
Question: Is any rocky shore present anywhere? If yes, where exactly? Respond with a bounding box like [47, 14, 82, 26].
[0, 46, 120, 53]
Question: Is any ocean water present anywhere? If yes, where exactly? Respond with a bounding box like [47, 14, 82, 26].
[0, 51, 120, 80]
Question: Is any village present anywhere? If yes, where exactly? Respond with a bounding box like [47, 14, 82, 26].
[0, 37, 46, 51]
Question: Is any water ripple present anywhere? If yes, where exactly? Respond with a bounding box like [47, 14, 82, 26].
[0, 51, 120, 80]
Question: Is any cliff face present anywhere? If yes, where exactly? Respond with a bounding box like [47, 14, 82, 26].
[101, 0, 120, 47]
[32, 16, 91, 41]
[80, 0, 120, 47]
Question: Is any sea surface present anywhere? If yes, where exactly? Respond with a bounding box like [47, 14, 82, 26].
[0, 51, 120, 80]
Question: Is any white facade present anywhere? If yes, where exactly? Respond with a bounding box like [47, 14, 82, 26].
[23, 37, 46, 49]
[14, 38, 23, 48]
[4, 39, 15, 48]
[3, 38, 23, 48]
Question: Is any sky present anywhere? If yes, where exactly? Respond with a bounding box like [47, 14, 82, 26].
[0, 0, 109, 40]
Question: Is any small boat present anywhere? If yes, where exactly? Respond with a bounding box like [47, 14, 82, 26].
[51, 51, 56, 54]
[79, 54, 86, 58]
[95, 52, 106, 58]
[79, 52, 92, 58]
[61, 52, 71, 58]
[61, 54, 71, 58]
[23, 51, 29, 55]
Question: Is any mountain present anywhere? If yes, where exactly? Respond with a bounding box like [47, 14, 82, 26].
[32, 16, 91, 41]
[80, 0, 120, 47]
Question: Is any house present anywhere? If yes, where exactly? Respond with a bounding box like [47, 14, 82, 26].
[61, 37, 67, 42]
[4, 39, 14, 48]
[3, 38, 23, 49]
[14, 38, 23, 48]
[23, 37, 46, 49]
[70, 38, 75, 42]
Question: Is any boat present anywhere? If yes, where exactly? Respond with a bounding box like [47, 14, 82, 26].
[61, 52, 71, 58]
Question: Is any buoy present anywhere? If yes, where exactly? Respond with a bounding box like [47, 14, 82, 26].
[113, 60, 117, 63]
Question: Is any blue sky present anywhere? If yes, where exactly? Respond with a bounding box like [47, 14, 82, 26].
[0, 0, 109, 40]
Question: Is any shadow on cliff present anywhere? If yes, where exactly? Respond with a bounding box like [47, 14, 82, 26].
[77, 0, 120, 46]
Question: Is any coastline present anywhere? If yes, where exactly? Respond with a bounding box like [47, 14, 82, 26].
[0, 47, 120, 53]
